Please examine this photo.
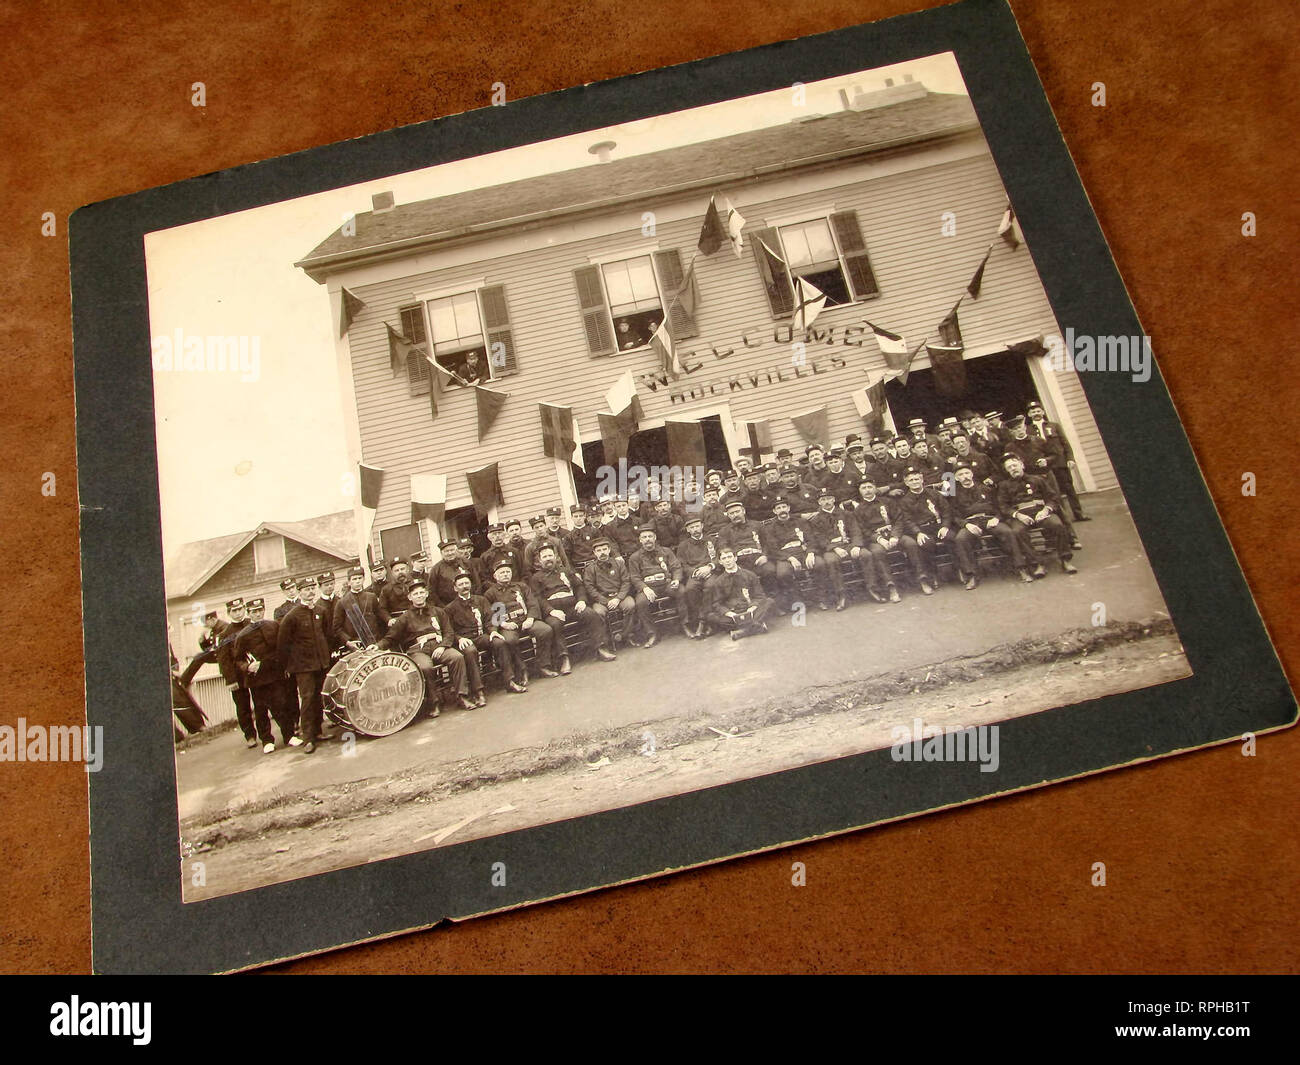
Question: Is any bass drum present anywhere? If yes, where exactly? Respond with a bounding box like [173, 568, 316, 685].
[321, 648, 426, 737]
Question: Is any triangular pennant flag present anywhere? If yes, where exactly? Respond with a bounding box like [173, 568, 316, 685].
[410, 473, 447, 526]
[1006, 336, 1048, 359]
[967, 247, 992, 299]
[598, 410, 638, 467]
[938, 302, 965, 347]
[604, 370, 641, 421]
[697, 196, 725, 256]
[866, 321, 909, 368]
[539, 402, 578, 463]
[466, 462, 504, 519]
[386, 322, 410, 377]
[927, 342, 967, 397]
[572, 415, 586, 473]
[721, 195, 747, 257]
[665, 419, 708, 471]
[339, 287, 365, 338]
[790, 405, 829, 446]
[850, 381, 888, 438]
[737, 419, 772, 465]
[792, 276, 827, 333]
[649, 319, 683, 379]
[894, 337, 928, 387]
[475, 385, 508, 442]
[998, 205, 1023, 249]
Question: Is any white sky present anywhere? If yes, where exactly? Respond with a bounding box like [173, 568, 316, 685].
[147, 53, 967, 554]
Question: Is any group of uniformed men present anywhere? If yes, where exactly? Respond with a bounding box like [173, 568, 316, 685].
[185, 403, 1089, 755]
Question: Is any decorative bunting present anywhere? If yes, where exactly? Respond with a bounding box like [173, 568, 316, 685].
[386, 322, 410, 377]
[866, 321, 910, 368]
[410, 473, 447, 526]
[721, 195, 747, 257]
[339, 287, 365, 338]
[1005, 336, 1048, 359]
[967, 247, 992, 299]
[673, 263, 699, 327]
[649, 319, 683, 379]
[475, 385, 508, 442]
[851, 381, 888, 438]
[665, 419, 708, 471]
[792, 276, 828, 333]
[998, 204, 1023, 249]
[697, 196, 725, 256]
[790, 405, 829, 446]
[597, 410, 637, 467]
[538, 402, 579, 465]
[927, 342, 967, 397]
[737, 419, 772, 465]
[358, 461, 384, 570]
[604, 369, 642, 422]
[466, 462, 504, 519]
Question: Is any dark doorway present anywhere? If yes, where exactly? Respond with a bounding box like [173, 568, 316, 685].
[572, 414, 733, 501]
[883, 350, 1040, 431]
[442, 504, 490, 556]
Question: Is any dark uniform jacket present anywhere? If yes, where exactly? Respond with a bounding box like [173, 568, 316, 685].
[807, 508, 855, 553]
[1027, 418, 1072, 465]
[481, 544, 525, 583]
[381, 604, 455, 653]
[582, 556, 632, 601]
[430, 559, 477, 606]
[848, 497, 896, 543]
[762, 517, 814, 561]
[213, 619, 248, 687]
[563, 523, 603, 568]
[480, 580, 545, 624]
[819, 470, 857, 504]
[276, 601, 334, 674]
[608, 515, 642, 558]
[444, 593, 497, 638]
[699, 500, 730, 537]
[332, 589, 389, 646]
[530, 567, 589, 615]
[523, 532, 571, 574]
[272, 599, 299, 622]
[363, 576, 387, 599]
[234, 619, 282, 688]
[951, 482, 1004, 526]
[946, 449, 1000, 485]
[968, 426, 1005, 455]
[776, 483, 819, 517]
[997, 474, 1059, 519]
[649, 512, 685, 550]
[714, 519, 767, 562]
[891, 488, 952, 537]
[738, 487, 777, 523]
[706, 567, 767, 615]
[675, 535, 717, 578]
[379, 576, 415, 618]
[1002, 433, 1054, 475]
[627, 546, 683, 593]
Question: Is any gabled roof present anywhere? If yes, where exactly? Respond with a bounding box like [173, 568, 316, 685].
[298, 91, 979, 281]
[165, 510, 357, 600]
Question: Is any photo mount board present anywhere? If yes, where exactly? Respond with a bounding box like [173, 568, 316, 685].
[71, 0, 1295, 973]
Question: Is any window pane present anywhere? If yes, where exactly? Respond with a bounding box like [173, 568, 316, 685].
[451, 292, 481, 338]
[428, 298, 459, 344]
[625, 257, 658, 301]
[781, 226, 813, 267]
[781, 220, 837, 268]
[601, 260, 635, 306]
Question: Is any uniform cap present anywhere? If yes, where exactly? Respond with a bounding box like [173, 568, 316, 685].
[317, 571, 334, 582]
[724, 499, 746, 511]
[637, 524, 658, 535]
[389, 555, 407, 567]
[347, 565, 365, 578]
[203, 610, 218, 621]
[682, 515, 704, 528]
[818, 486, 838, 499]
[297, 576, 318, 588]
[487, 523, 505, 533]
[408, 576, 429, 590]
[491, 559, 515, 575]
[279, 577, 297, 591]
[1005, 414, 1027, 428]
[226, 597, 245, 610]
[546, 506, 563, 517]
[569, 504, 585, 514]
[591, 536, 614, 549]
[530, 515, 546, 527]
[438, 539, 457, 549]
[247, 598, 265, 610]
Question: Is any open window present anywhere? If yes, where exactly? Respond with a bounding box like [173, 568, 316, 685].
[574, 248, 698, 357]
[751, 210, 880, 318]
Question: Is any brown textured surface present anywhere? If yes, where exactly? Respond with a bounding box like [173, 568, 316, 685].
[0, 0, 1295, 974]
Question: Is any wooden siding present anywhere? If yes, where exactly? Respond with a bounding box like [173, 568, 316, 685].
[341, 148, 1117, 546]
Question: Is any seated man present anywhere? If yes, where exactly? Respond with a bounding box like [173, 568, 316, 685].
[444, 573, 511, 699]
[528, 544, 608, 673]
[890, 468, 954, 595]
[760, 499, 811, 612]
[704, 546, 774, 641]
[626, 525, 685, 647]
[950, 462, 1034, 587]
[380, 576, 480, 714]
[805, 486, 854, 610]
[996, 453, 1078, 576]
[846, 481, 901, 603]
[581, 536, 636, 652]
[479, 559, 557, 683]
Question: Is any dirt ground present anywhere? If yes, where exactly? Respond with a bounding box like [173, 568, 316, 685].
[183, 623, 1188, 901]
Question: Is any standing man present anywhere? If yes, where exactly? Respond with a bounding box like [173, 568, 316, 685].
[214, 597, 258, 749]
[316, 571, 338, 612]
[523, 514, 572, 574]
[275, 576, 334, 753]
[364, 558, 388, 599]
[704, 546, 773, 640]
[608, 497, 642, 559]
[234, 598, 302, 752]
[627, 525, 685, 647]
[482, 523, 525, 583]
[581, 536, 636, 651]
[563, 504, 602, 570]
[272, 578, 299, 621]
[1027, 400, 1089, 522]
[529, 544, 608, 670]
[379, 555, 415, 619]
[333, 565, 389, 650]
[675, 514, 717, 638]
[429, 539, 476, 607]
[648, 496, 684, 550]
[381, 576, 479, 713]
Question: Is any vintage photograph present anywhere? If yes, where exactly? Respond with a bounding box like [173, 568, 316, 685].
[149, 52, 1190, 902]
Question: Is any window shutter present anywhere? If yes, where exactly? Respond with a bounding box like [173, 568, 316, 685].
[652, 248, 699, 340]
[479, 284, 518, 377]
[406, 350, 431, 395]
[573, 265, 617, 356]
[829, 210, 880, 300]
[751, 226, 794, 318]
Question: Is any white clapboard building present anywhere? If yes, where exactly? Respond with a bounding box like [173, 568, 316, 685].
[298, 78, 1116, 557]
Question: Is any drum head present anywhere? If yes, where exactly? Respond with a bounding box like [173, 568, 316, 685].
[329, 649, 425, 737]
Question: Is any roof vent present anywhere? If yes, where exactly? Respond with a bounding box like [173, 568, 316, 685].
[588, 140, 617, 164]
[840, 79, 928, 111]
[371, 191, 396, 213]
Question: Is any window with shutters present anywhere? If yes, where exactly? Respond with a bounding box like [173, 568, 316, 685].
[752, 211, 880, 319]
[573, 248, 698, 358]
[412, 283, 518, 386]
[400, 305, 432, 396]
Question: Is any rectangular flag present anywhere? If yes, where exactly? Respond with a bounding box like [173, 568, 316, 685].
[697, 196, 725, 256]
[721, 195, 747, 257]
[998, 205, 1023, 249]
[665, 419, 708, 471]
[539, 402, 580, 465]
[866, 321, 909, 368]
[339, 288, 365, 338]
[358, 461, 384, 569]
[410, 473, 447, 526]
[851, 380, 888, 437]
[649, 320, 683, 379]
[927, 342, 967, 397]
[673, 262, 698, 323]
[736, 419, 772, 465]
[386, 322, 410, 376]
[895, 337, 928, 387]
[466, 462, 503, 519]
[597, 411, 636, 467]
[604, 369, 641, 421]
[792, 276, 827, 332]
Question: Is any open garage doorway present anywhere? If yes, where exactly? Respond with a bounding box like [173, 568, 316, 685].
[884, 349, 1040, 431]
[572, 414, 733, 502]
